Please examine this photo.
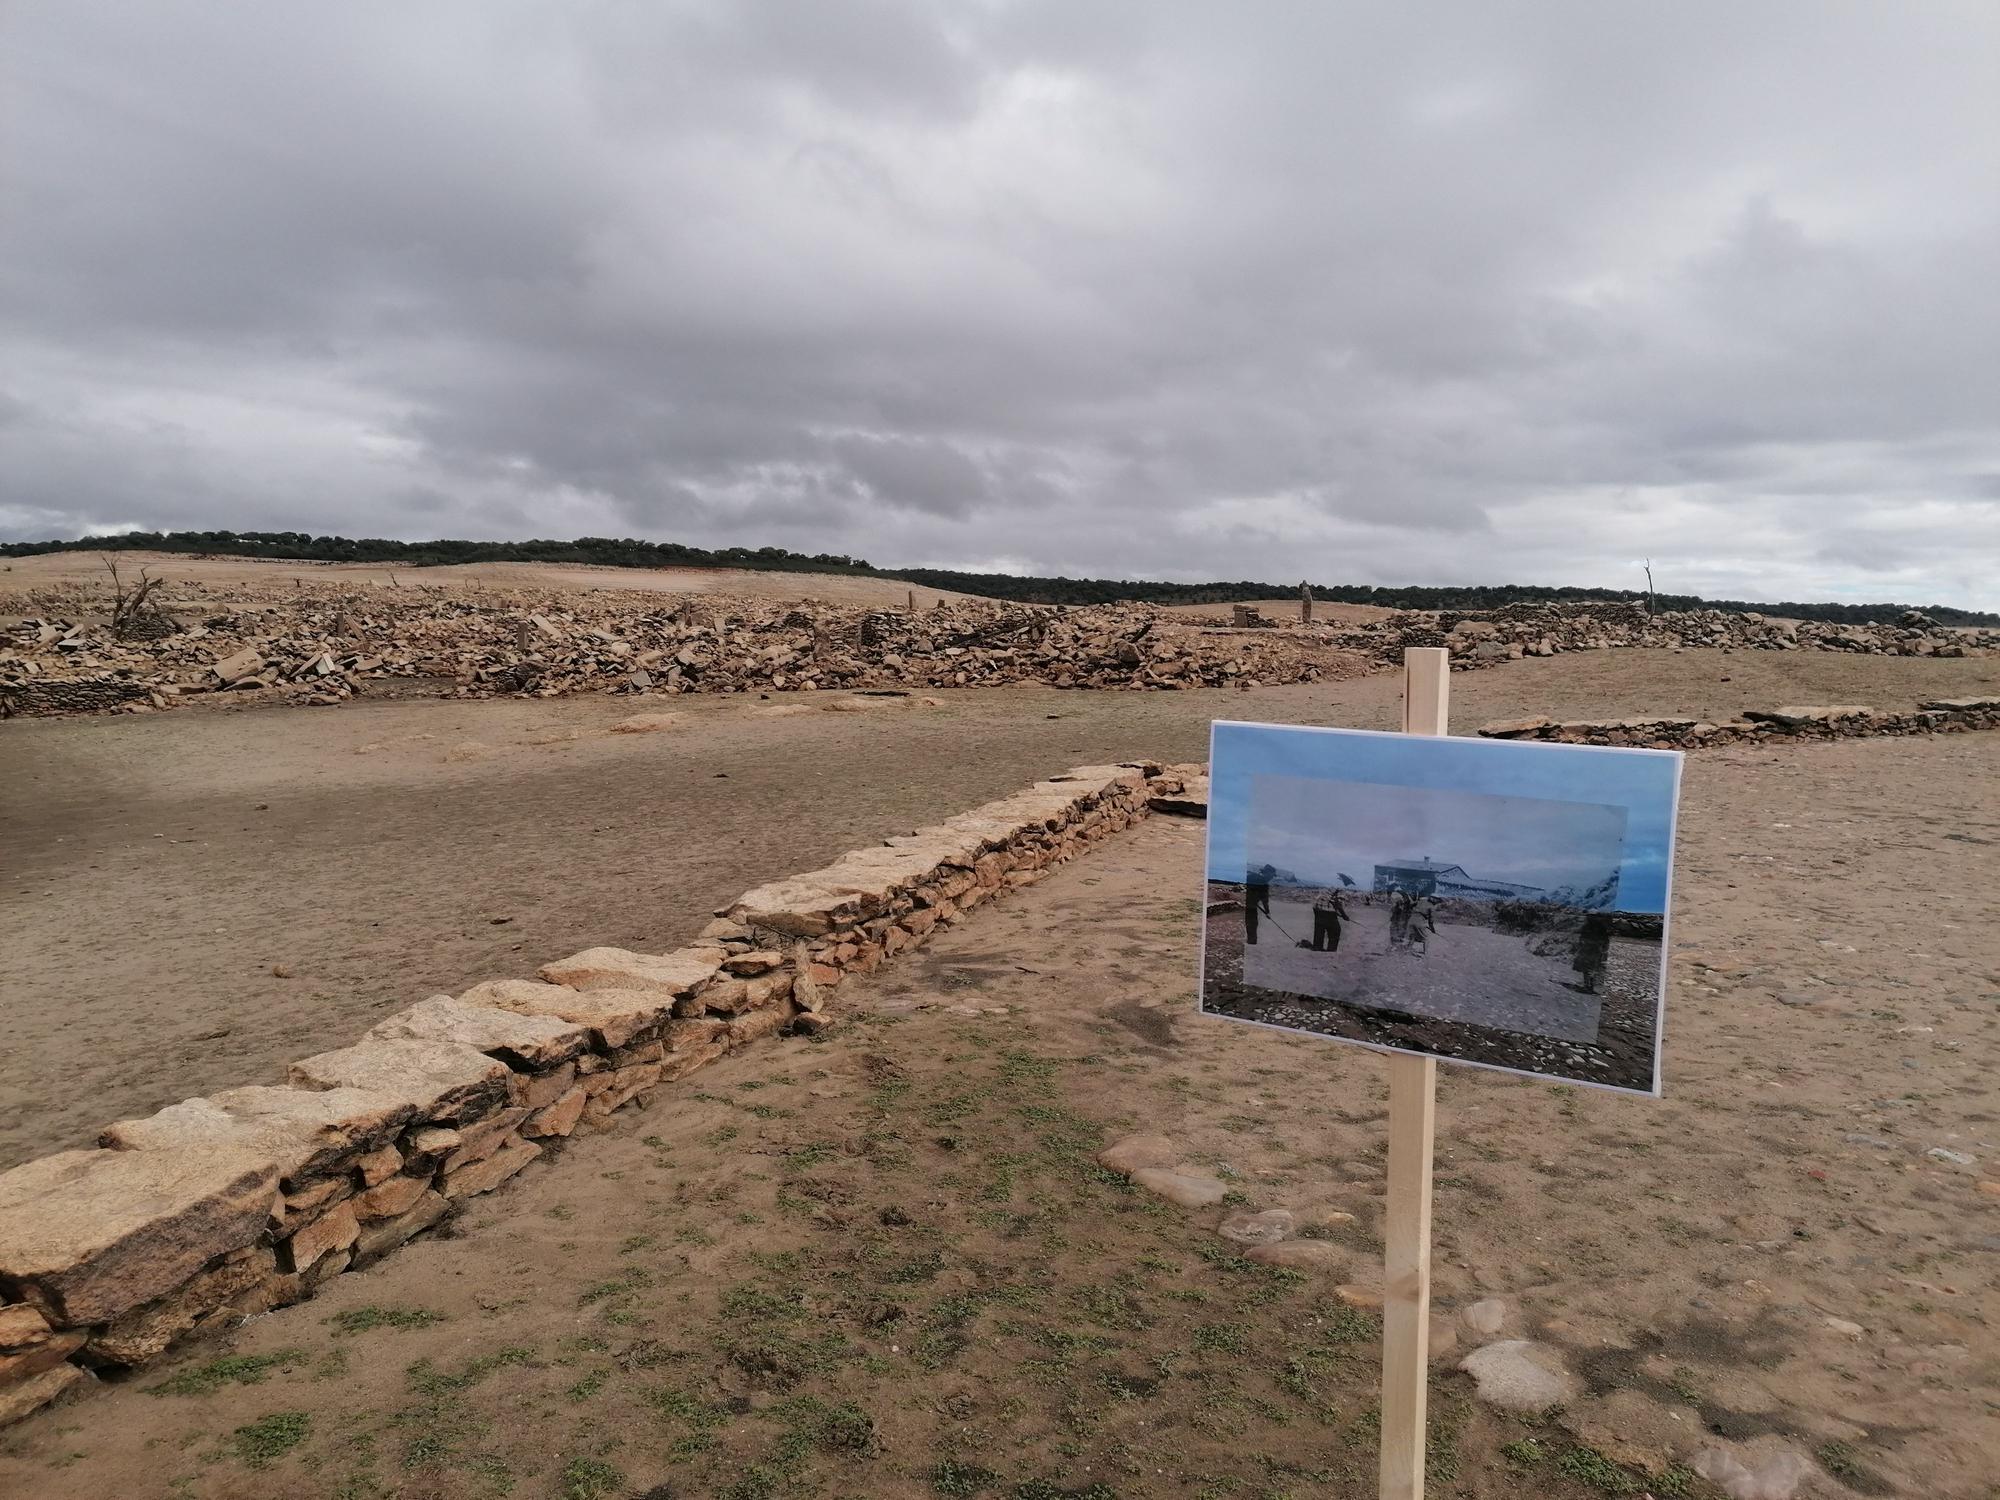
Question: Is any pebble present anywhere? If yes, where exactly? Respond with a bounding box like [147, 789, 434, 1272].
[1823, 1316, 1864, 1337]
[1334, 1283, 1383, 1309]
[1927, 1147, 1976, 1166]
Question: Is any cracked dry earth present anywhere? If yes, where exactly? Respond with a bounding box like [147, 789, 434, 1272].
[1, 731, 1997, 1499]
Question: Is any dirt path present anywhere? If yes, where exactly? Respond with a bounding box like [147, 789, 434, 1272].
[2, 648, 1994, 1169]
[2, 727, 1994, 1498]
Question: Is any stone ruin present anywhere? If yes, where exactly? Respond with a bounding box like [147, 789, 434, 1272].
[0, 761, 1206, 1428]
[1477, 697, 2000, 749]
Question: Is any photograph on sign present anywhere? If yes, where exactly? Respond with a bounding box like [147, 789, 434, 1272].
[1201, 720, 1683, 1094]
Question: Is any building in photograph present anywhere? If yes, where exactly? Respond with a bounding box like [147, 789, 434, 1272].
[1371, 857, 1545, 902]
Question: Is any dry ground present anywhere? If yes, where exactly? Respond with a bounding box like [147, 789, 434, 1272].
[0, 551, 975, 609]
[1, 728, 1996, 1499]
[3, 649, 1995, 1170]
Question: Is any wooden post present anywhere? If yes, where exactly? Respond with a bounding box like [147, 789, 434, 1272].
[1381, 646, 1447, 1500]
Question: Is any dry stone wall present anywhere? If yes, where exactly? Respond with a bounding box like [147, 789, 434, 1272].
[0, 761, 1188, 1427]
[1477, 697, 2000, 749]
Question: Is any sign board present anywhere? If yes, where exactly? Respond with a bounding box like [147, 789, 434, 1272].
[1201, 718, 1683, 1095]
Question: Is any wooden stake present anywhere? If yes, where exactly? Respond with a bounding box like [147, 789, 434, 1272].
[1381, 647, 1448, 1500]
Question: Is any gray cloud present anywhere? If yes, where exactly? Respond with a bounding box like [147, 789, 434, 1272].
[2, 1, 1995, 606]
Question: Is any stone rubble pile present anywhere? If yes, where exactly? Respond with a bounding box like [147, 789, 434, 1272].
[1437, 602, 1997, 669]
[1478, 696, 2000, 749]
[0, 762, 1171, 1427]
[4, 567, 1995, 718]
[0, 585, 1354, 717]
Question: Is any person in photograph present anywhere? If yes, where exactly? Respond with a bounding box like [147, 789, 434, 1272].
[1388, 886, 1413, 947]
[1244, 863, 1275, 944]
[1420, 894, 1440, 935]
[1572, 911, 1611, 992]
[1310, 887, 1348, 951]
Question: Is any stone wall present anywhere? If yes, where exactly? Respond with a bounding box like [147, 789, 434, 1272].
[1477, 697, 2000, 749]
[0, 761, 1193, 1426]
[1440, 604, 1997, 670]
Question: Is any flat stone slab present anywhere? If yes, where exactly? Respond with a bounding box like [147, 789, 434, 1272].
[0, 1148, 277, 1326]
[537, 947, 720, 997]
[464, 978, 674, 1051]
[287, 1039, 511, 1124]
[101, 1086, 414, 1186]
[366, 995, 589, 1070]
[1130, 1167, 1229, 1208]
[1459, 1339, 1581, 1412]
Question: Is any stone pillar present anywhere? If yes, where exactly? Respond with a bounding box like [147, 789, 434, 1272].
[1300, 582, 1314, 624]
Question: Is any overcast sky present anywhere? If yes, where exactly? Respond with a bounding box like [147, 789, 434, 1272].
[4, 4, 1996, 605]
[1247, 774, 1626, 896]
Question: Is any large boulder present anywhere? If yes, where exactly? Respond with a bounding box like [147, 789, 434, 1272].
[0, 1148, 277, 1326]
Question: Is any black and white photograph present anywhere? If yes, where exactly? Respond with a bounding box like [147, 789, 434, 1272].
[1202, 721, 1682, 1092]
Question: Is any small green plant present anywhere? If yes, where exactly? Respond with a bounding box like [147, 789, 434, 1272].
[931, 1457, 999, 1495]
[325, 1305, 447, 1336]
[1554, 1445, 1640, 1494]
[558, 1455, 625, 1500]
[231, 1410, 310, 1468]
[148, 1350, 305, 1396]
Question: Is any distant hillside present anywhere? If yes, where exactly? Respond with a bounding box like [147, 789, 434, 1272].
[5, 529, 1994, 627]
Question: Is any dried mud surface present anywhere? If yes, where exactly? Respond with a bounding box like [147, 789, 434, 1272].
[1, 729, 1995, 1497]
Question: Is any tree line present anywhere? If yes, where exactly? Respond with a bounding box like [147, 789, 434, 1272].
[4, 529, 1992, 627]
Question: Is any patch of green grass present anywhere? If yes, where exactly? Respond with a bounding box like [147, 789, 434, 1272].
[148, 1349, 305, 1396]
[1500, 1437, 1546, 1467]
[1815, 1441, 1865, 1480]
[931, 1457, 1000, 1495]
[325, 1305, 447, 1336]
[1554, 1445, 1641, 1495]
[557, 1456, 625, 1500]
[231, 1410, 310, 1469]
[566, 1369, 608, 1402]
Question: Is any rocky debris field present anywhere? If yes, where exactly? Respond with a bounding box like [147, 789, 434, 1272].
[1479, 695, 2000, 749]
[4, 562, 1994, 719]
[0, 575, 1361, 718]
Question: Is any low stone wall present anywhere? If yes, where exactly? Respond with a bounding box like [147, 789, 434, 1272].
[1477, 697, 2000, 749]
[0, 762, 1182, 1426]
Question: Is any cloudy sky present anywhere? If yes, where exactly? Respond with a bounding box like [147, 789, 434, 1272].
[4, 3, 1996, 605]
[1246, 774, 1627, 897]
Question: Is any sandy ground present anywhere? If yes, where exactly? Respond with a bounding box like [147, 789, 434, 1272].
[1238, 898, 1620, 1044]
[0, 551, 974, 609]
[3, 648, 1995, 1170]
[2, 729, 1996, 1498]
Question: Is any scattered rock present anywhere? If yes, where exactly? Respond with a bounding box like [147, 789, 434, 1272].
[1691, 1440, 1820, 1500]
[610, 713, 679, 734]
[1458, 1297, 1511, 1337]
[1216, 1209, 1295, 1246]
[1457, 1340, 1580, 1412]
[1097, 1135, 1180, 1174]
[1244, 1240, 1346, 1271]
[1130, 1168, 1228, 1208]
